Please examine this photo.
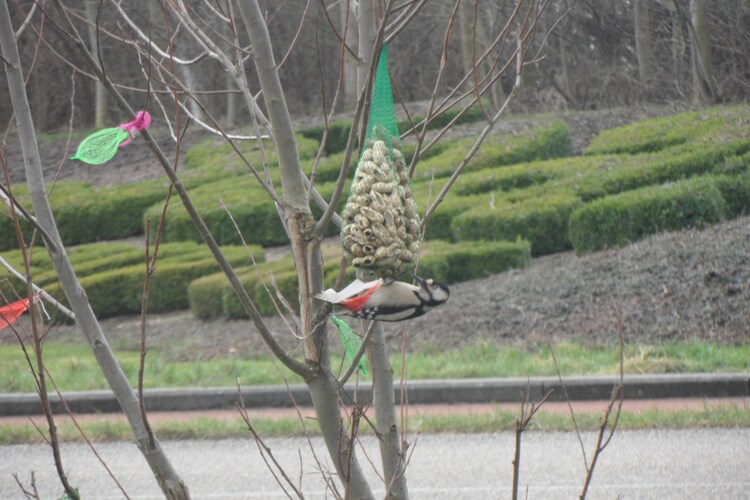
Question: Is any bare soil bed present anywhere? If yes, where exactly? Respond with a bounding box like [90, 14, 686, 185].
[5, 107, 748, 360]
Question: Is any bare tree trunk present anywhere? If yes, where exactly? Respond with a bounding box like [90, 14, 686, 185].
[367, 326, 409, 499]
[236, 2, 375, 497]
[85, 0, 107, 128]
[0, 4, 190, 498]
[634, 0, 652, 91]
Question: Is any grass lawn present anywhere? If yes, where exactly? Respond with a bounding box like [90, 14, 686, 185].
[2, 340, 748, 393]
[2, 339, 747, 442]
[1, 401, 748, 444]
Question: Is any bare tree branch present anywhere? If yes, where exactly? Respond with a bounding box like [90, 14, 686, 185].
[1, 2, 190, 496]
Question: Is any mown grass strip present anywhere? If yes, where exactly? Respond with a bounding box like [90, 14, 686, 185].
[1, 403, 747, 444]
[1, 341, 748, 393]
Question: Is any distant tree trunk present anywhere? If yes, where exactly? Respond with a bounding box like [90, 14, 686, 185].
[85, 0, 107, 128]
[225, 71, 237, 126]
[634, 0, 652, 91]
[689, 0, 717, 103]
[671, 9, 686, 82]
[356, 0, 375, 94]
[459, 2, 505, 111]
[180, 63, 205, 121]
[340, 0, 359, 112]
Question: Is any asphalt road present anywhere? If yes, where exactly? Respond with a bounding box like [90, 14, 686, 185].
[3, 428, 749, 499]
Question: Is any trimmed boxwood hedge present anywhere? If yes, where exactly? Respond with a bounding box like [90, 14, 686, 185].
[0, 179, 180, 252]
[569, 176, 727, 253]
[0, 241, 261, 319]
[406, 239, 531, 283]
[452, 156, 575, 196]
[183, 134, 320, 178]
[413, 121, 571, 180]
[189, 239, 531, 319]
[576, 140, 750, 201]
[146, 175, 347, 247]
[584, 106, 749, 156]
[451, 189, 582, 256]
[713, 171, 750, 217]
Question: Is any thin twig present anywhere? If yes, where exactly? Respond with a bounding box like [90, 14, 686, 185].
[13, 1, 38, 40]
[0, 149, 78, 499]
[579, 305, 626, 499]
[236, 380, 305, 499]
[45, 367, 131, 499]
[511, 386, 554, 500]
[0, 257, 75, 321]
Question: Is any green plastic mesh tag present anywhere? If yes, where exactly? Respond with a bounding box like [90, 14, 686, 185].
[364, 44, 399, 152]
[330, 315, 368, 375]
[70, 127, 130, 165]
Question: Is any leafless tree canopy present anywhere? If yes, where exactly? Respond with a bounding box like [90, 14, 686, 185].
[2, 0, 748, 132]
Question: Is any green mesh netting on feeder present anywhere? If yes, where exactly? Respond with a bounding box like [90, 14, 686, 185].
[341, 45, 420, 279]
[330, 315, 368, 375]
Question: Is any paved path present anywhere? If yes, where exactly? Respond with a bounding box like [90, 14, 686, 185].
[3, 428, 749, 499]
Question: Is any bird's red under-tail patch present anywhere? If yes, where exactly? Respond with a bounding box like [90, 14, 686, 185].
[336, 281, 383, 312]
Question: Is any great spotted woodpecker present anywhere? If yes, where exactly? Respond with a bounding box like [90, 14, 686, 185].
[315, 275, 450, 322]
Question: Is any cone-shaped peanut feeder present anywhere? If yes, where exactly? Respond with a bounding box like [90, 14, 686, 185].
[341, 46, 420, 278]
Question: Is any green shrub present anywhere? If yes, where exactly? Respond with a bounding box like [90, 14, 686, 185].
[398, 99, 489, 134]
[0, 180, 173, 251]
[299, 101, 492, 156]
[414, 239, 531, 282]
[220, 258, 336, 319]
[452, 157, 572, 196]
[75, 247, 251, 319]
[714, 172, 750, 217]
[576, 140, 750, 201]
[584, 111, 703, 155]
[569, 176, 727, 253]
[188, 272, 229, 319]
[320, 240, 531, 287]
[0, 241, 258, 319]
[584, 106, 749, 156]
[192, 240, 530, 319]
[251, 269, 301, 317]
[146, 176, 285, 246]
[148, 175, 345, 247]
[300, 119, 353, 156]
[1, 241, 157, 299]
[184, 134, 320, 176]
[451, 189, 582, 256]
[410, 184, 481, 241]
[413, 121, 571, 180]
